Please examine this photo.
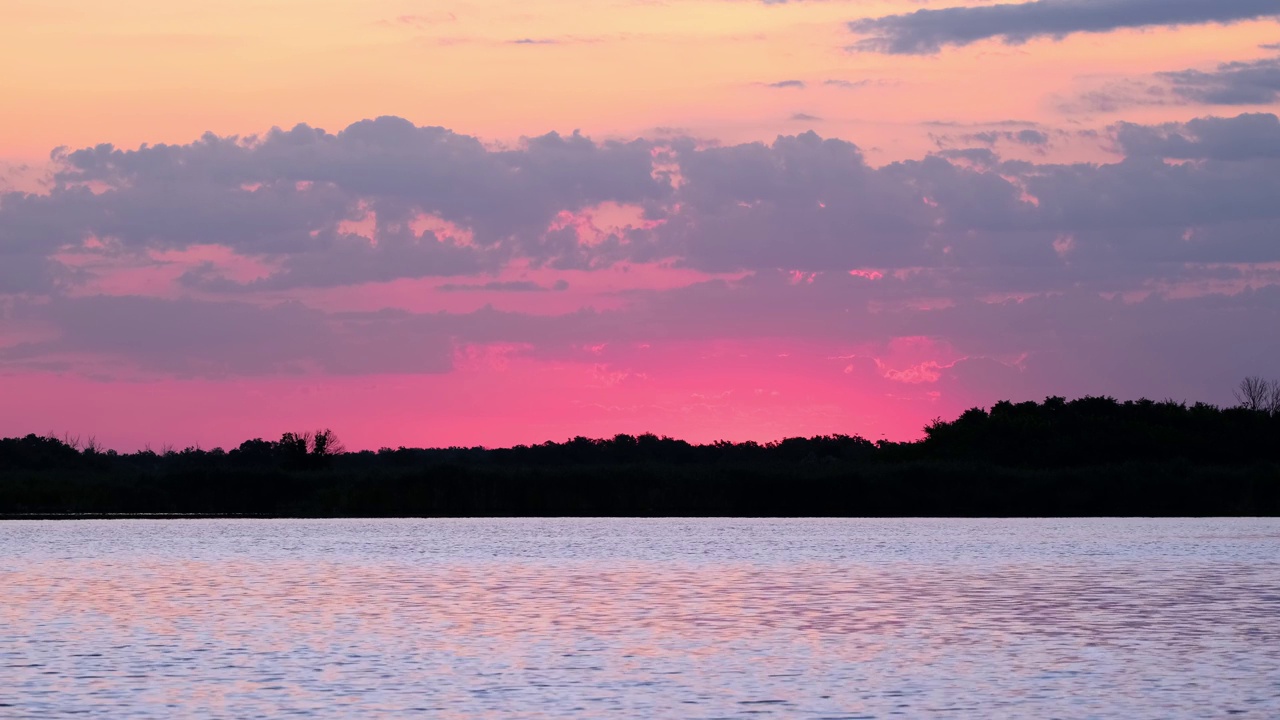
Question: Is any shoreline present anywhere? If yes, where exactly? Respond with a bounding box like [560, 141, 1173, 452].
[4, 512, 1275, 520]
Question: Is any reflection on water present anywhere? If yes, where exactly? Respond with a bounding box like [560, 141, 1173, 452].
[2, 518, 1278, 718]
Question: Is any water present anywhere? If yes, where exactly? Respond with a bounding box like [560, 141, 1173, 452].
[2, 518, 1278, 718]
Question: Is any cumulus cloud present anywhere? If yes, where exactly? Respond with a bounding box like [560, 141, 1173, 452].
[50, 118, 665, 246]
[3, 113, 1280, 401]
[5, 113, 1280, 297]
[848, 0, 1280, 55]
[0, 117, 668, 292]
[662, 129, 1242, 274]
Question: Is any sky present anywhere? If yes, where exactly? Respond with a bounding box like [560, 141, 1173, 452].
[3, 0, 1280, 451]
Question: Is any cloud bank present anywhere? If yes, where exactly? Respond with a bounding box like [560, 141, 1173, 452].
[1160, 56, 1280, 105]
[3, 113, 1280, 445]
[4, 113, 1274, 295]
[849, 0, 1280, 54]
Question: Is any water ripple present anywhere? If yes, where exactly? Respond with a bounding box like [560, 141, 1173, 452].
[1, 518, 1278, 718]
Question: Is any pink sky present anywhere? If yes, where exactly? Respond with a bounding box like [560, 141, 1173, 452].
[3, 0, 1280, 450]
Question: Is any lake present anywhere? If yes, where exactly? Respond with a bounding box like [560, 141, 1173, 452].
[3, 518, 1278, 718]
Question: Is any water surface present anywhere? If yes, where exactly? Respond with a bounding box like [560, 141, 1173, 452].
[3, 518, 1278, 717]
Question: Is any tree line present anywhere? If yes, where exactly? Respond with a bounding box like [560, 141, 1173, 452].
[2, 388, 1278, 517]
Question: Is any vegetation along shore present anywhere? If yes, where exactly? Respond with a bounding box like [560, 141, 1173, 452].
[4, 389, 1279, 518]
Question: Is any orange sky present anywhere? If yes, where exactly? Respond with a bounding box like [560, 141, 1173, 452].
[3, 0, 1276, 166]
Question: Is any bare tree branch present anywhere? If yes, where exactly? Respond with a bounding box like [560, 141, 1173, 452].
[1234, 376, 1273, 412]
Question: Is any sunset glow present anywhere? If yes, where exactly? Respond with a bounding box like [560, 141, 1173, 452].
[3, 0, 1280, 449]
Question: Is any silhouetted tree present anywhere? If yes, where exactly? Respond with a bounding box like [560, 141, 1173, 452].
[277, 431, 312, 468]
[1235, 376, 1280, 415]
[311, 429, 344, 457]
[4, 396, 1280, 517]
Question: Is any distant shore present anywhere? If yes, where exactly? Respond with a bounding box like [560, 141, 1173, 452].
[4, 396, 1278, 518]
[0, 513, 279, 520]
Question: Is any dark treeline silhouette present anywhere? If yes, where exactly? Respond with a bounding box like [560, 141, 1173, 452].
[3, 395, 1279, 517]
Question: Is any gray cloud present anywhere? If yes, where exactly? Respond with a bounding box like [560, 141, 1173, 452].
[765, 80, 807, 89]
[7, 267, 1280, 403]
[5, 113, 1280, 416]
[51, 118, 666, 246]
[935, 147, 1002, 167]
[955, 129, 1051, 147]
[1015, 129, 1050, 145]
[1159, 57, 1280, 105]
[790, 112, 822, 121]
[4, 113, 1280, 300]
[1061, 50, 1280, 113]
[1114, 113, 1280, 160]
[1, 296, 454, 377]
[1059, 80, 1173, 114]
[438, 280, 569, 292]
[183, 236, 494, 292]
[823, 79, 870, 89]
[0, 253, 77, 295]
[0, 117, 668, 292]
[276, 278, 1280, 401]
[848, 0, 1280, 55]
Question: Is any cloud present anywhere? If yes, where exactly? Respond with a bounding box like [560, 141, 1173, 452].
[1058, 79, 1173, 114]
[823, 79, 870, 89]
[935, 147, 1002, 167]
[954, 129, 1051, 147]
[764, 80, 806, 89]
[6, 113, 1280, 300]
[1, 296, 455, 377]
[790, 112, 822, 121]
[8, 265, 1280, 396]
[661, 116, 1280, 277]
[438, 280, 569, 292]
[180, 230, 495, 292]
[5, 115, 1280, 436]
[848, 0, 1280, 55]
[2, 117, 668, 291]
[1159, 57, 1280, 105]
[509, 38, 560, 45]
[1015, 129, 1050, 146]
[923, 119, 1040, 129]
[0, 253, 77, 294]
[4, 112, 1280, 420]
[1113, 112, 1280, 160]
[1061, 52, 1280, 113]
